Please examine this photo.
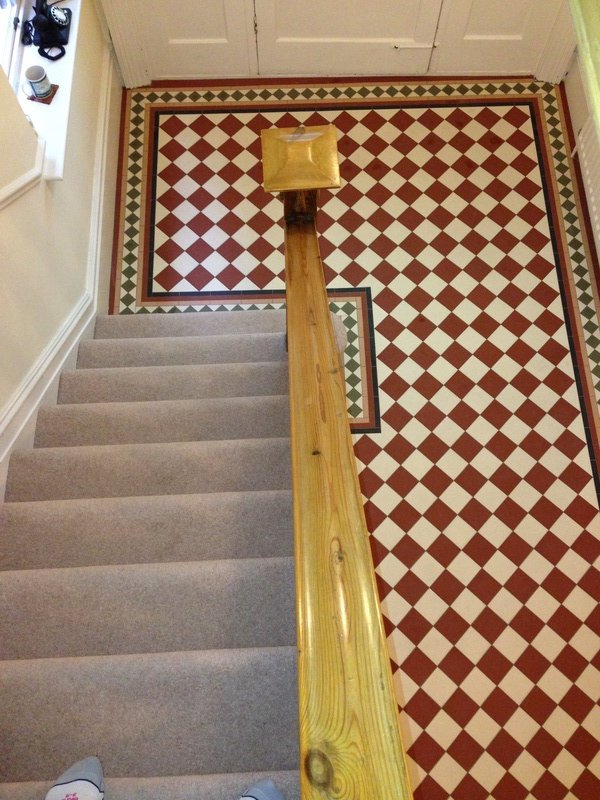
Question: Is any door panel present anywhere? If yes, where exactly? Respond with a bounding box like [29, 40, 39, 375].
[141, 0, 256, 79]
[255, 0, 444, 76]
[430, 0, 566, 75]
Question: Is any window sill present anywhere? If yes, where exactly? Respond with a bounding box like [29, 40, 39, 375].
[17, 0, 80, 181]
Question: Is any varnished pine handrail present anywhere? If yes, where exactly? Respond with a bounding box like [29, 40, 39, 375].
[284, 190, 413, 800]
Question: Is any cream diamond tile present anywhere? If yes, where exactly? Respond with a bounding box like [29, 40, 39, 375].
[414, 589, 448, 625]
[428, 753, 468, 794]
[377, 552, 405, 587]
[450, 590, 486, 625]
[526, 586, 562, 623]
[380, 590, 412, 626]
[483, 550, 518, 584]
[503, 705, 540, 746]
[465, 708, 502, 749]
[203, 199, 228, 223]
[411, 551, 446, 585]
[419, 628, 455, 666]
[494, 627, 529, 661]
[549, 749, 587, 786]
[456, 627, 491, 662]
[469, 751, 507, 792]
[510, 750, 548, 789]
[458, 667, 497, 704]
[544, 706, 581, 743]
[537, 666, 576, 704]
[489, 587, 525, 620]
[563, 587, 598, 623]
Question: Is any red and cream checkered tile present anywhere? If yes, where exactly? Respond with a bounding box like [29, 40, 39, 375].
[114, 82, 600, 800]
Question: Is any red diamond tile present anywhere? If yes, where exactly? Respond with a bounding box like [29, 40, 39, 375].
[448, 730, 485, 770]
[487, 729, 523, 769]
[154, 239, 184, 264]
[478, 646, 513, 682]
[573, 770, 600, 799]
[413, 777, 448, 800]
[481, 686, 519, 727]
[492, 773, 530, 800]
[404, 688, 441, 728]
[554, 644, 589, 682]
[439, 647, 475, 683]
[521, 686, 557, 725]
[154, 265, 183, 291]
[216, 264, 245, 289]
[505, 569, 538, 602]
[185, 265, 213, 290]
[436, 607, 470, 643]
[401, 649, 437, 684]
[389, 500, 421, 533]
[396, 571, 429, 605]
[409, 731, 446, 772]
[515, 646, 552, 682]
[510, 606, 546, 640]
[531, 771, 568, 800]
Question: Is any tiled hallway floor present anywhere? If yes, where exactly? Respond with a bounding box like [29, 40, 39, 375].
[111, 79, 600, 800]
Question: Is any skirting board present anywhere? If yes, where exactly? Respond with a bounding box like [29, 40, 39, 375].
[0, 294, 96, 499]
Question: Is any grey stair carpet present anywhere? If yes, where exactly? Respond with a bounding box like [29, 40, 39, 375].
[0, 310, 299, 799]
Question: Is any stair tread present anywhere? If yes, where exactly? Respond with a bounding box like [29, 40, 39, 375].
[59, 361, 289, 404]
[0, 647, 298, 782]
[0, 557, 295, 659]
[94, 308, 287, 339]
[35, 395, 290, 447]
[5, 438, 291, 501]
[0, 490, 293, 570]
[77, 332, 287, 369]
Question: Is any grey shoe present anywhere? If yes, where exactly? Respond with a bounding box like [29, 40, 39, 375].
[241, 778, 286, 800]
[45, 757, 104, 800]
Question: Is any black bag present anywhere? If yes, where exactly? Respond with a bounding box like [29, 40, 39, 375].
[23, 1, 72, 61]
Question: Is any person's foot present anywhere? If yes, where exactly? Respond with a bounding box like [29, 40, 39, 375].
[44, 757, 104, 800]
[241, 778, 286, 800]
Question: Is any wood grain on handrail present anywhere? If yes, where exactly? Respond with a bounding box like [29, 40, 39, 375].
[285, 189, 413, 800]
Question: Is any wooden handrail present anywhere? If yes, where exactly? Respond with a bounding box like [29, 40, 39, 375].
[284, 189, 413, 800]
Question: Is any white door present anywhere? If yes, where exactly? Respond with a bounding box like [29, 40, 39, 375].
[147, 0, 258, 78]
[254, 0, 444, 76]
[430, 0, 567, 75]
[108, 0, 258, 82]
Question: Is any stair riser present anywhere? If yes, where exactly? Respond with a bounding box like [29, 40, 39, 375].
[94, 309, 287, 339]
[77, 334, 287, 369]
[0, 558, 295, 659]
[5, 439, 291, 502]
[0, 491, 293, 570]
[58, 362, 289, 404]
[0, 648, 298, 781]
[34, 396, 290, 448]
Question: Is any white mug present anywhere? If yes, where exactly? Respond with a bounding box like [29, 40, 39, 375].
[24, 65, 52, 99]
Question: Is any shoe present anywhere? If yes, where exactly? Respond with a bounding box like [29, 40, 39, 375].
[44, 757, 104, 800]
[241, 777, 286, 800]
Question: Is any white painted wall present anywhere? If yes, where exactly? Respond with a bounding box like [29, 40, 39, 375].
[0, 0, 122, 496]
[0, 77, 39, 192]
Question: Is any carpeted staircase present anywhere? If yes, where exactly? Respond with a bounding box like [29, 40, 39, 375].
[0, 310, 300, 800]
